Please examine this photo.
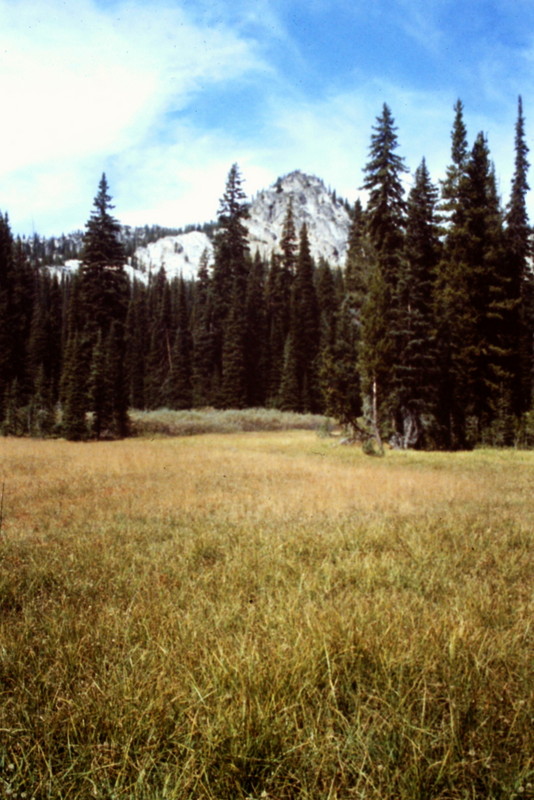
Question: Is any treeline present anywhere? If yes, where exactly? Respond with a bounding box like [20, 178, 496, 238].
[1, 99, 533, 448]
[20, 221, 217, 268]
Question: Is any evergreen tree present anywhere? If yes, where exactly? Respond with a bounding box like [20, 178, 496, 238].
[266, 203, 298, 405]
[62, 332, 88, 441]
[505, 96, 533, 416]
[167, 277, 193, 409]
[191, 250, 215, 407]
[144, 268, 173, 408]
[440, 99, 469, 227]
[28, 272, 63, 407]
[280, 224, 320, 411]
[125, 280, 148, 409]
[392, 159, 441, 447]
[10, 239, 35, 403]
[359, 104, 407, 439]
[0, 214, 15, 418]
[212, 164, 250, 407]
[316, 258, 338, 354]
[106, 320, 130, 437]
[89, 330, 113, 438]
[220, 293, 247, 408]
[29, 365, 56, 437]
[61, 173, 129, 438]
[320, 201, 369, 432]
[278, 332, 301, 411]
[436, 127, 509, 447]
[245, 252, 267, 406]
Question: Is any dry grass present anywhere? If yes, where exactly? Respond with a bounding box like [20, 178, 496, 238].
[0, 432, 532, 799]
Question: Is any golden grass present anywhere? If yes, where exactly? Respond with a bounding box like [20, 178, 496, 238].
[0, 433, 532, 799]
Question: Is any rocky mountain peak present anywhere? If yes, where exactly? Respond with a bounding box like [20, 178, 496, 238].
[246, 171, 351, 268]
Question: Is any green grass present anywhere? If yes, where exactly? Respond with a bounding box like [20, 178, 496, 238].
[0, 433, 532, 798]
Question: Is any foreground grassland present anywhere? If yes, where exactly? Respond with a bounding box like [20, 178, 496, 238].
[0, 433, 532, 799]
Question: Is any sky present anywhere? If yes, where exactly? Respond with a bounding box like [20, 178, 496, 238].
[1, 0, 534, 237]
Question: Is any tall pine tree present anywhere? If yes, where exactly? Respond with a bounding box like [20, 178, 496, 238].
[505, 96, 533, 418]
[392, 158, 441, 447]
[359, 104, 407, 441]
[213, 164, 250, 408]
[62, 174, 129, 438]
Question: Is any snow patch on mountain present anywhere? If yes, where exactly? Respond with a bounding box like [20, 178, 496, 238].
[131, 231, 213, 282]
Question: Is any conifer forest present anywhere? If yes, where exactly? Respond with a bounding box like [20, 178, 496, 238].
[1, 99, 533, 450]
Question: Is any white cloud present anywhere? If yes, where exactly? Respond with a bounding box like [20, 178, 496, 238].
[0, 0, 266, 233]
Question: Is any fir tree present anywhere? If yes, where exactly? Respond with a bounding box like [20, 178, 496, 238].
[191, 250, 215, 407]
[60, 174, 129, 438]
[245, 252, 267, 406]
[167, 277, 193, 409]
[125, 280, 148, 409]
[392, 159, 441, 447]
[440, 99, 469, 227]
[220, 292, 247, 408]
[0, 214, 15, 417]
[29, 365, 56, 437]
[436, 128, 508, 447]
[62, 332, 88, 440]
[89, 330, 113, 438]
[145, 268, 173, 409]
[505, 96, 533, 416]
[320, 201, 369, 432]
[359, 104, 407, 439]
[281, 224, 320, 412]
[266, 203, 297, 405]
[212, 164, 250, 407]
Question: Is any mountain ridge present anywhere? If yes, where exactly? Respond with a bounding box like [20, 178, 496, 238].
[39, 170, 352, 282]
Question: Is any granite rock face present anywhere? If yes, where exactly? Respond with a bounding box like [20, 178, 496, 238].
[245, 171, 351, 269]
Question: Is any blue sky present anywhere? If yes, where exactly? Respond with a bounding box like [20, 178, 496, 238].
[1, 0, 533, 236]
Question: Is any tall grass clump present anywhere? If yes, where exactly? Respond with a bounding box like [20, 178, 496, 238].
[0, 434, 532, 798]
[129, 407, 328, 437]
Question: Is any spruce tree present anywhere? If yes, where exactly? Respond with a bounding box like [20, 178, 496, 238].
[505, 96, 533, 417]
[245, 251, 267, 406]
[359, 104, 407, 439]
[266, 203, 297, 405]
[280, 224, 320, 412]
[0, 214, 15, 419]
[320, 201, 369, 433]
[440, 99, 469, 226]
[436, 127, 509, 447]
[392, 159, 441, 447]
[434, 101, 471, 448]
[62, 331, 88, 440]
[28, 272, 63, 407]
[191, 250, 215, 407]
[167, 277, 193, 409]
[212, 164, 250, 407]
[144, 268, 173, 409]
[220, 293, 248, 408]
[89, 330, 113, 438]
[61, 173, 129, 438]
[125, 280, 148, 409]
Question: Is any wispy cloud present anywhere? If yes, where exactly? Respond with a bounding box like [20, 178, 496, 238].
[0, 0, 266, 232]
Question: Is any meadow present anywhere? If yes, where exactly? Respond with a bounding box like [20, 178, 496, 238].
[0, 424, 532, 799]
